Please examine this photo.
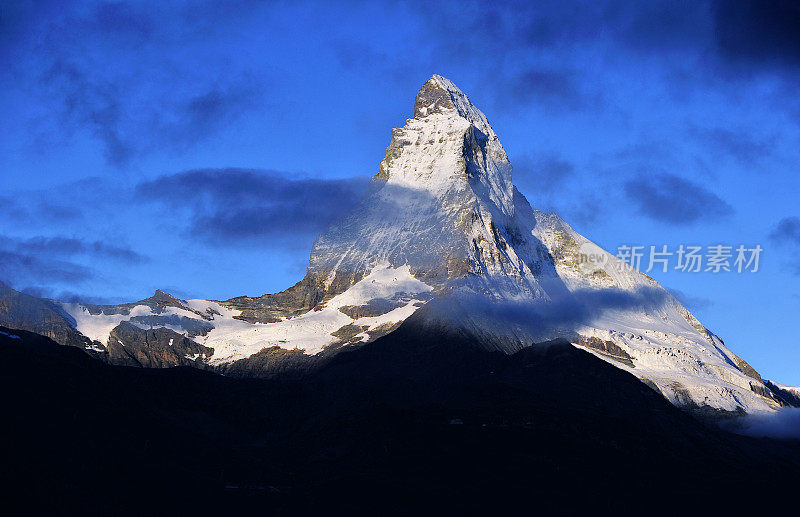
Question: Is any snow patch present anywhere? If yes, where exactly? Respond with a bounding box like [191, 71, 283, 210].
[189, 264, 432, 363]
[59, 303, 210, 345]
[770, 381, 800, 397]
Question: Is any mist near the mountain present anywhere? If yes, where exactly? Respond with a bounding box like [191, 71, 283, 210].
[726, 408, 800, 440]
[424, 284, 672, 341]
[500, 285, 670, 328]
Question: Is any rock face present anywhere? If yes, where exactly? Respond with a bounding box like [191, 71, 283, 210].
[2, 75, 788, 415]
[765, 381, 800, 408]
[0, 281, 100, 353]
[105, 321, 213, 368]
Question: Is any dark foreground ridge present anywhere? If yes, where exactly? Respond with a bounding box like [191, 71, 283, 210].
[1, 324, 799, 514]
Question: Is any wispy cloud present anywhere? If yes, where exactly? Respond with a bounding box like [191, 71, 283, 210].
[6, 1, 268, 167]
[514, 154, 575, 194]
[135, 168, 369, 246]
[689, 125, 769, 165]
[770, 216, 800, 247]
[506, 68, 588, 111]
[410, 0, 800, 78]
[42, 58, 133, 165]
[11, 236, 146, 263]
[0, 233, 145, 289]
[623, 172, 733, 224]
[513, 154, 602, 227]
[668, 287, 714, 311]
[0, 249, 93, 285]
[18, 285, 120, 305]
[444, 285, 673, 333]
[726, 408, 800, 440]
[39, 58, 260, 165]
[769, 216, 800, 276]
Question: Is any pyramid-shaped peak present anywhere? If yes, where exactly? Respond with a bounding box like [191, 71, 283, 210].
[148, 289, 184, 306]
[372, 74, 513, 214]
[413, 75, 467, 118]
[413, 75, 497, 140]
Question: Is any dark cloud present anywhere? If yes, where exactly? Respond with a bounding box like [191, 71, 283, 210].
[514, 155, 602, 229]
[507, 68, 586, 110]
[501, 0, 800, 77]
[409, 2, 706, 62]
[88, 1, 154, 44]
[499, 0, 709, 54]
[558, 285, 673, 325]
[40, 57, 259, 165]
[615, 0, 710, 52]
[13, 1, 266, 167]
[18, 285, 119, 305]
[0, 195, 29, 221]
[770, 216, 800, 247]
[334, 40, 389, 71]
[689, 126, 769, 164]
[13, 1, 797, 173]
[624, 172, 733, 224]
[514, 154, 575, 193]
[611, 141, 712, 177]
[12, 236, 145, 263]
[168, 85, 257, 150]
[0, 0, 64, 60]
[135, 168, 369, 246]
[42, 58, 133, 165]
[0, 249, 93, 285]
[2, 176, 122, 225]
[36, 201, 83, 222]
[561, 195, 604, 228]
[713, 0, 800, 69]
[769, 217, 800, 276]
[0, 234, 145, 289]
[406, 0, 800, 113]
[410, 0, 604, 58]
[668, 287, 714, 311]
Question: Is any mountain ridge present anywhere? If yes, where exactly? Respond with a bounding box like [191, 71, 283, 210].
[0, 75, 791, 416]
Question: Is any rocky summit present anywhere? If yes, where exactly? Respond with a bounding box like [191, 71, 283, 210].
[1, 76, 795, 416]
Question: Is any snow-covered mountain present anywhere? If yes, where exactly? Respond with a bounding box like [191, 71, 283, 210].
[4, 75, 788, 415]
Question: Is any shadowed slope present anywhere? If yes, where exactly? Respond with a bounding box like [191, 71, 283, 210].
[2, 324, 799, 514]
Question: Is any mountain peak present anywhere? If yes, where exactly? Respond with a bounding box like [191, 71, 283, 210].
[412, 76, 495, 137]
[149, 289, 184, 306]
[33, 73, 782, 416]
[413, 75, 462, 118]
[377, 75, 513, 215]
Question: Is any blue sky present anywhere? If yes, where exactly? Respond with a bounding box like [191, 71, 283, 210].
[1, 0, 799, 383]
